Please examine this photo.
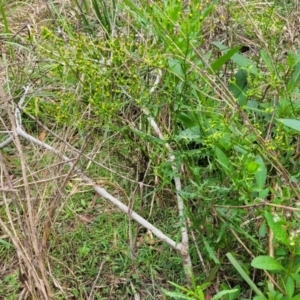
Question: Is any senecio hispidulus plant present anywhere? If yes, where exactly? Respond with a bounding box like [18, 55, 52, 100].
[26, 25, 166, 129]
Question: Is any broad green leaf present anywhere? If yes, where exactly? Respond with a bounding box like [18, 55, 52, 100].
[255, 156, 267, 189]
[265, 211, 289, 245]
[251, 255, 284, 271]
[286, 276, 295, 300]
[212, 42, 259, 75]
[292, 294, 300, 300]
[178, 127, 201, 141]
[278, 119, 300, 131]
[212, 289, 238, 300]
[210, 46, 241, 73]
[168, 58, 184, 79]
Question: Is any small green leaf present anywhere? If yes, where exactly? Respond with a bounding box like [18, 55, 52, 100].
[260, 50, 274, 73]
[255, 156, 267, 189]
[228, 286, 241, 300]
[258, 220, 267, 238]
[286, 276, 295, 300]
[0, 238, 12, 248]
[277, 119, 300, 131]
[265, 211, 289, 245]
[258, 188, 269, 199]
[246, 161, 260, 174]
[162, 289, 196, 299]
[178, 127, 201, 141]
[214, 147, 232, 173]
[210, 46, 241, 73]
[202, 236, 220, 264]
[287, 49, 300, 92]
[177, 113, 197, 128]
[229, 69, 248, 106]
[212, 289, 238, 300]
[251, 255, 284, 271]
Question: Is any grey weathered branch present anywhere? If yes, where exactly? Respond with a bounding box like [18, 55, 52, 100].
[0, 86, 183, 252]
[1, 70, 193, 284]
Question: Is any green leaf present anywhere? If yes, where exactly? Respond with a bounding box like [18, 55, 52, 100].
[255, 156, 267, 189]
[202, 236, 220, 264]
[229, 69, 248, 106]
[214, 147, 232, 173]
[251, 255, 284, 271]
[258, 220, 267, 238]
[205, 265, 221, 283]
[162, 289, 196, 300]
[210, 46, 241, 73]
[212, 42, 259, 75]
[0, 238, 12, 248]
[177, 113, 197, 128]
[287, 49, 300, 92]
[212, 289, 239, 300]
[168, 58, 184, 79]
[246, 161, 260, 174]
[258, 188, 269, 199]
[265, 211, 289, 245]
[260, 50, 274, 73]
[178, 127, 201, 141]
[286, 276, 295, 300]
[291, 273, 300, 285]
[292, 294, 300, 300]
[277, 119, 300, 131]
[226, 253, 264, 297]
[228, 286, 241, 300]
[201, 0, 218, 20]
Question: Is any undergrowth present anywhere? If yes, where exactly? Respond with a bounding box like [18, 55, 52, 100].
[1, 0, 300, 299]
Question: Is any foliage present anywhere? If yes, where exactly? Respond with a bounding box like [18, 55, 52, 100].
[1, 0, 300, 298]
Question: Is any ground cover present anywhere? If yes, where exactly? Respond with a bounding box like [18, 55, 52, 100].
[1, 0, 300, 299]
